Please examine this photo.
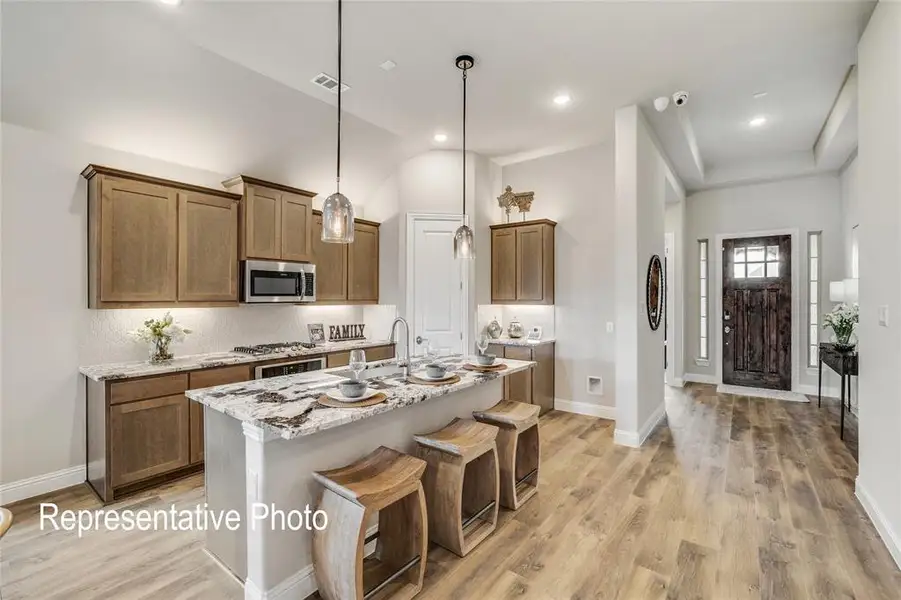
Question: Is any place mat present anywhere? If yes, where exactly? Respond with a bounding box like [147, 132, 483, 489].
[407, 374, 462, 386]
[318, 393, 388, 409]
[463, 363, 508, 373]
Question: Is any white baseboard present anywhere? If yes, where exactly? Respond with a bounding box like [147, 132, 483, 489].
[243, 524, 378, 599]
[855, 478, 901, 570]
[683, 373, 717, 385]
[614, 401, 666, 448]
[0, 464, 85, 505]
[669, 377, 685, 388]
[796, 384, 841, 398]
[554, 398, 616, 420]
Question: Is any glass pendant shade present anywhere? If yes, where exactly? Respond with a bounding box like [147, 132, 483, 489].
[453, 224, 475, 259]
[321, 191, 355, 243]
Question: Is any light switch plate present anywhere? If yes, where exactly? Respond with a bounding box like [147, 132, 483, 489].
[606, 322, 615, 333]
[878, 305, 890, 327]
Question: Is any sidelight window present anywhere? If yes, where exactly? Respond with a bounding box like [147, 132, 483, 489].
[808, 232, 821, 367]
[699, 240, 709, 361]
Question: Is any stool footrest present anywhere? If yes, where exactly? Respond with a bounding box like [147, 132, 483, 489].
[363, 555, 422, 600]
[461, 500, 496, 531]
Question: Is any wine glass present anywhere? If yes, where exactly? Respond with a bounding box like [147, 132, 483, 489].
[349, 349, 366, 382]
[476, 333, 490, 356]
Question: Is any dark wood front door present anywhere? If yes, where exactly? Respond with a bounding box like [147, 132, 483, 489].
[722, 235, 791, 390]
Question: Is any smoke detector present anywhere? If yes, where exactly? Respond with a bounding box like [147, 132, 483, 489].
[311, 72, 350, 94]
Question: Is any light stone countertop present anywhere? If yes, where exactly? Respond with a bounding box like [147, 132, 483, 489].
[79, 339, 394, 382]
[184, 355, 534, 440]
[487, 337, 555, 347]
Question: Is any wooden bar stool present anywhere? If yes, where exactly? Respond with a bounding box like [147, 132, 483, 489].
[472, 401, 541, 510]
[313, 446, 428, 600]
[413, 418, 499, 557]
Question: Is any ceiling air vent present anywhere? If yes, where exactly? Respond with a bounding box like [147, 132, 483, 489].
[311, 72, 350, 94]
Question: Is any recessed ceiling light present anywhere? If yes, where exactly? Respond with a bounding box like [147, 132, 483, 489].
[753, 91, 769, 99]
[553, 93, 571, 106]
[380, 60, 397, 72]
[433, 132, 448, 143]
[159, 0, 182, 5]
[749, 116, 767, 128]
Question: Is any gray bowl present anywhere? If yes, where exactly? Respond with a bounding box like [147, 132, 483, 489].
[338, 380, 368, 399]
[425, 363, 448, 379]
[475, 353, 497, 366]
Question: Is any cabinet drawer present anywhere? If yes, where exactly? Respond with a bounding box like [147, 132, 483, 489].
[327, 351, 350, 368]
[109, 394, 190, 487]
[190, 365, 252, 389]
[365, 345, 395, 362]
[110, 373, 188, 405]
[503, 346, 533, 361]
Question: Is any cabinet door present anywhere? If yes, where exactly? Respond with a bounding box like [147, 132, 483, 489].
[348, 222, 379, 303]
[245, 185, 282, 260]
[188, 366, 252, 465]
[109, 395, 190, 487]
[99, 177, 178, 302]
[312, 214, 348, 301]
[516, 225, 546, 302]
[491, 229, 517, 303]
[178, 192, 239, 302]
[281, 192, 314, 262]
[189, 401, 204, 465]
[503, 346, 533, 404]
[327, 351, 351, 368]
[531, 343, 555, 416]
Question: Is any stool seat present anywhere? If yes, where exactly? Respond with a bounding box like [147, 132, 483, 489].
[413, 418, 498, 458]
[313, 446, 426, 508]
[473, 400, 540, 431]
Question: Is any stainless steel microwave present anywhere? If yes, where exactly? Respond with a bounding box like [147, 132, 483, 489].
[242, 260, 316, 304]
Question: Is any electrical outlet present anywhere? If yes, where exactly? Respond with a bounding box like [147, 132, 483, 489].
[606, 322, 615, 333]
[587, 376, 603, 396]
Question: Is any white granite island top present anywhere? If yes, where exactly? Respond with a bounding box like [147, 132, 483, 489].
[79, 339, 394, 381]
[185, 355, 534, 440]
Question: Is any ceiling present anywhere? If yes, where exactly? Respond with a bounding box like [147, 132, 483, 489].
[159, 0, 872, 179]
[2, 1, 874, 195]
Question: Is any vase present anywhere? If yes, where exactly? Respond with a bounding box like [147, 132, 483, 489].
[487, 317, 502, 340]
[149, 337, 174, 363]
[508, 317, 524, 339]
[831, 329, 857, 352]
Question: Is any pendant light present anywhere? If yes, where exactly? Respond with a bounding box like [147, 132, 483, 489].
[453, 54, 475, 260]
[321, 0, 355, 243]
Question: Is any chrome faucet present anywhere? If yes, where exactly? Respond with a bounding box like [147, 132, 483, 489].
[389, 317, 412, 377]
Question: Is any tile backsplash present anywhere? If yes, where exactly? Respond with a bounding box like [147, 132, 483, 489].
[477, 305, 556, 340]
[80, 305, 398, 365]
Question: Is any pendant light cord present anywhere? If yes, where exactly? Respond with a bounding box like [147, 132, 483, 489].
[336, 0, 343, 192]
[462, 65, 467, 217]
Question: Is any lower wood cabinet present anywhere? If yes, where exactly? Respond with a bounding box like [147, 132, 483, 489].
[187, 365, 253, 465]
[326, 344, 395, 368]
[488, 342, 556, 416]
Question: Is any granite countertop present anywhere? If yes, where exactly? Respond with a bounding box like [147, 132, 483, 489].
[184, 355, 534, 440]
[487, 337, 555, 347]
[79, 339, 394, 382]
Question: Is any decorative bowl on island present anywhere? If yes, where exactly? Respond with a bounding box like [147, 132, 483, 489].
[425, 363, 449, 379]
[338, 380, 368, 399]
[475, 353, 497, 366]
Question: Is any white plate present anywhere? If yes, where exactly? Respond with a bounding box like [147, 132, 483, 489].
[466, 358, 501, 369]
[415, 371, 456, 382]
[324, 387, 380, 403]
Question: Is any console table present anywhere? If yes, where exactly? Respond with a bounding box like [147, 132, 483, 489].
[817, 342, 859, 439]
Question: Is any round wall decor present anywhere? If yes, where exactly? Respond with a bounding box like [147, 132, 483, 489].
[646, 254, 664, 331]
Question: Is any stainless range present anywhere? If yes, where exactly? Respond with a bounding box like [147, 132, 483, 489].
[233, 342, 326, 379]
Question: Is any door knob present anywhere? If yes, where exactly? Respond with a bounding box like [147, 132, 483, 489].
[416, 335, 426, 345]
[724, 326, 731, 334]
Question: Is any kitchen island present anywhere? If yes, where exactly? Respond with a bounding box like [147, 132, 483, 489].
[185, 354, 534, 600]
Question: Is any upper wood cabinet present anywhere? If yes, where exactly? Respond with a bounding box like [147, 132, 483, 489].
[311, 211, 380, 305]
[223, 175, 315, 263]
[489, 219, 556, 305]
[83, 165, 242, 308]
[178, 192, 239, 302]
[348, 221, 380, 303]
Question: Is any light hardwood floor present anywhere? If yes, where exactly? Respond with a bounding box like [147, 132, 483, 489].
[2, 384, 899, 600]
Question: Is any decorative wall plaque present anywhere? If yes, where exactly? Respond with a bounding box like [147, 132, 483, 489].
[646, 255, 664, 331]
[307, 323, 325, 344]
[328, 324, 366, 342]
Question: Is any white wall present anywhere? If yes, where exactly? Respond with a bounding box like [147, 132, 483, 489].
[614, 106, 674, 444]
[682, 175, 844, 394]
[855, 1, 901, 569]
[665, 200, 686, 384]
[0, 123, 394, 489]
[493, 144, 616, 410]
[840, 154, 860, 279]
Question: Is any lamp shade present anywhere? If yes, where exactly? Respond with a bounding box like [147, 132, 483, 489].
[321, 191, 355, 243]
[453, 224, 475, 259]
[829, 281, 846, 303]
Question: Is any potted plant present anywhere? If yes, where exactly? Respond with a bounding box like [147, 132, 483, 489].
[823, 303, 859, 352]
[130, 312, 192, 363]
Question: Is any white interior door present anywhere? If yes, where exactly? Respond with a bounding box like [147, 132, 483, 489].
[408, 214, 466, 356]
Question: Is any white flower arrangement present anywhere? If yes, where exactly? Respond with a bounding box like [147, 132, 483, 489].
[823, 303, 858, 349]
[129, 312, 192, 362]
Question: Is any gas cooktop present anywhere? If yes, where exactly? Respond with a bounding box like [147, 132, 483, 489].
[233, 342, 317, 356]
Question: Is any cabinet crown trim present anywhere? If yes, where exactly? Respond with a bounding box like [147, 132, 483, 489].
[222, 175, 317, 198]
[81, 165, 242, 201]
[489, 219, 557, 230]
[312, 209, 381, 228]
